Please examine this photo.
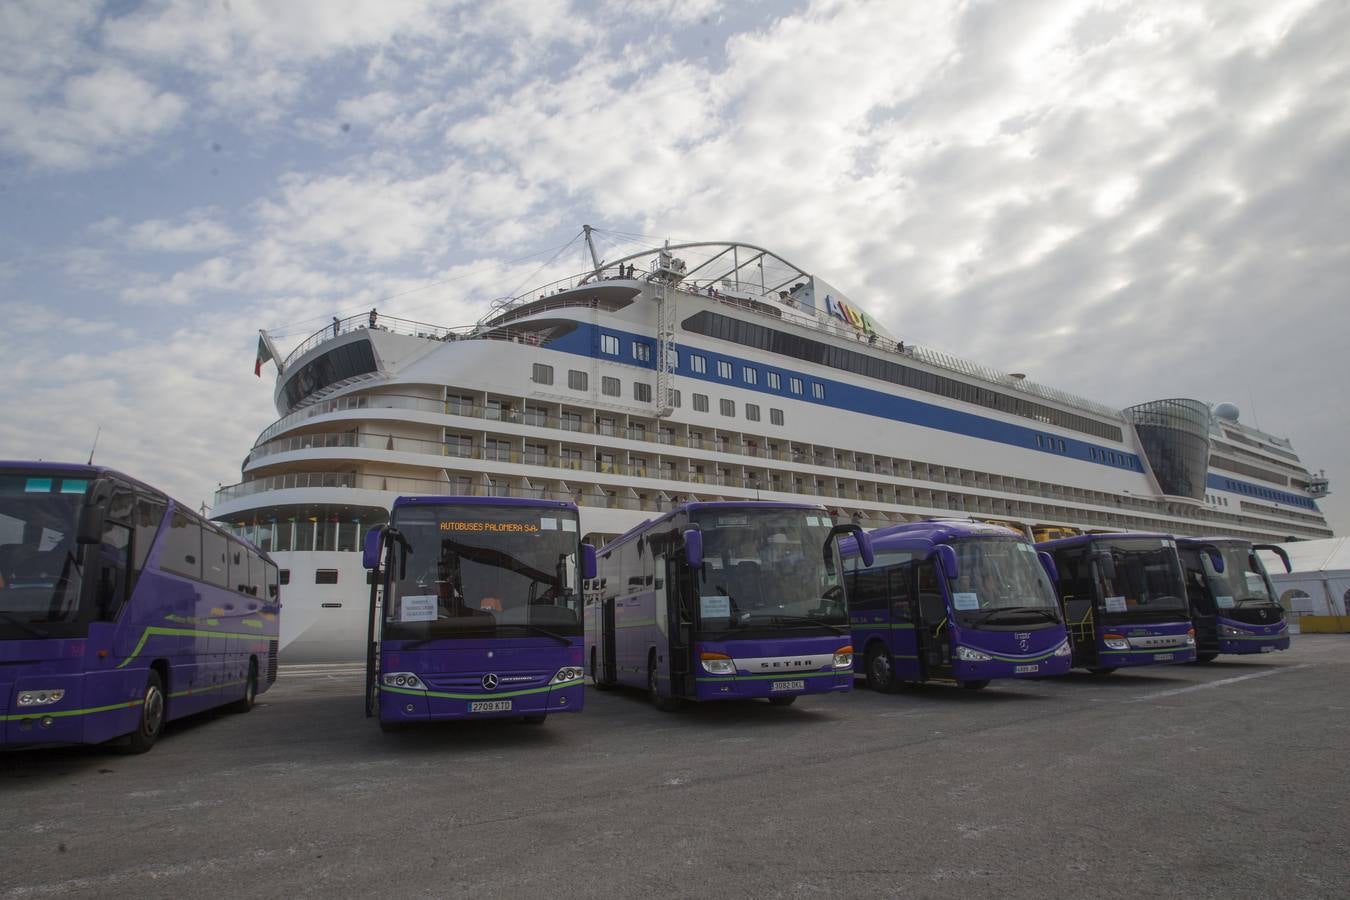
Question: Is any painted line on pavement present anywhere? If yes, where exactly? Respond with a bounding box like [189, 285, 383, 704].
[1128, 664, 1313, 702]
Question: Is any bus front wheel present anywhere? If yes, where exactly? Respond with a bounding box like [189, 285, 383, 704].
[865, 644, 900, 693]
[1087, 667, 1117, 675]
[648, 659, 680, 712]
[121, 671, 166, 754]
[1196, 652, 1219, 663]
[960, 679, 990, 691]
[591, 647, 612, 691]
[768, 695, 797, 706]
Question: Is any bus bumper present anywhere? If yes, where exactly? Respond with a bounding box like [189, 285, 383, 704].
[1096, 647, 1197, 667]
[953, 654, 1073, 682]
[1219, 634, 1291, 654]
[379, 679, 584, 724]
[693, 670, 853, 701]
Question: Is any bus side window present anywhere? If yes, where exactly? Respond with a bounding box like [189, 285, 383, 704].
[97, 498, 133, 620]
[888, 564, 914, 621]
[131, 494, 166, 584]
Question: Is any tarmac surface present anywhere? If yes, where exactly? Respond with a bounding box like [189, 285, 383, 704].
[2, 636, 1348, 899]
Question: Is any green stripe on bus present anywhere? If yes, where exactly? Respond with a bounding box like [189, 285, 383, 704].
[380, 678, 583, 701]
[116, 627, 272, 669]
[169, 678, 248, 699]
[1, 699, 140, 722]
[695, 670, 845, 683]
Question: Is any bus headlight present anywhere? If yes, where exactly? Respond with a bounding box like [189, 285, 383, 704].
[17, 689, 65, 707]
[700, 652, 736, 675]
[1102, 634, 1130, 651]
[1053, 641, 1072, 657]
[954, 646, 992, 662]
[832, 646, 854, 669]
[382, 672, 424, 690]
[1218, 624, 1247, 637]
[550, 667, 582, 685]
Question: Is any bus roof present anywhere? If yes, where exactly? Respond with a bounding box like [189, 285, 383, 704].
[599, 500, 829, 556]
[839, 519, 1027, 558]
[1036, 532, 1174, 551]
[1174, 536, 1250, 547]
[390, 495, 579, 513]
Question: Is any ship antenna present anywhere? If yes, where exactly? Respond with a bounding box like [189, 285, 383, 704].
[87, 426, 102, 465]
[583, 224, 605, 280]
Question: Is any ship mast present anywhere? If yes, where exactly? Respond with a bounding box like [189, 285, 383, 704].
[583, 224, 605, 281]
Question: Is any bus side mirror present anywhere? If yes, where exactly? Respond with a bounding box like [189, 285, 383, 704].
[826, 523, 874, 568]
[76, 479, 112, 544]
[935, 544, 958, 581]
[581, 543, 597, 580]
[1205, 547, 1225, 573]
[683, 529, 703, 570]
[362, 526, 385, 570]
[1038, 551, 1059, 584]
[1253, 544, 1291, 573]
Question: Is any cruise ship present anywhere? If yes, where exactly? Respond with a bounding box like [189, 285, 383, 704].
[213, 228, 1335, 662]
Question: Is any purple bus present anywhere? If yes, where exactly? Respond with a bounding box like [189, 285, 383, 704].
[1037, 533, 1196, 673]
[363, 496, 596, 731]
[841, 521, 1072, 691]
[1, 462, 280, 752]
[586, 502, 873, 710]
[1176, 537, 1291, 660]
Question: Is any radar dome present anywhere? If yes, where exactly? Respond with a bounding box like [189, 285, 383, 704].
[1213, 402, 1240, 421]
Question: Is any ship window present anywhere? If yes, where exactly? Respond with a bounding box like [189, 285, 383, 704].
[690, 355, 707, 374]
[568, 370, 588, 391]
[670, 390, 681, 408]
[634, 382, 652, 402]
[600, 334, 619, 355]
[720, 399, 735, 417]
[633, 343, 652, 362]
[771, 408, 784, 426]
[743, 367, 757, 385]
[745, 403, 761, 422]
[693, 393, 709, 412]
[812, 382, 825, 400]
[602, 377, 620, 397]
[531, 363, 553, 385]
[766, 371, 781, 390]
[717, 360, 733, 380]
[315, 569, 339, 585]
[789, 377, 803, 395]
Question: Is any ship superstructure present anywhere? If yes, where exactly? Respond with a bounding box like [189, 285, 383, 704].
[213, 232, 1332, 660]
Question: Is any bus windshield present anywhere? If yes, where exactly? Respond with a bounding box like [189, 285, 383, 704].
[1094, 539, 1187, 616]
[1201, 544, 1279, 609]
[691, 508, 844, 631]
[383, 504, 582, 640]
[0, 473, 90, 638]
[946, 537, 1061, 624]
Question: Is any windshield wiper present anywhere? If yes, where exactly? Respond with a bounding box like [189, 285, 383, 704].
[964, 606, 1060, 624]
[0, 612, 49, 638]
[762, 614, 848, 635]
[498, 623, 573, 645]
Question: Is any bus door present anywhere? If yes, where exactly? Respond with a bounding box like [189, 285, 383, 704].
[1053, 550, 1098, 666]
[600, 588, 617, 684]
[914, 560, 953, 680]
[663, 551, 696, 698]
[1181, 552, 1218, 651]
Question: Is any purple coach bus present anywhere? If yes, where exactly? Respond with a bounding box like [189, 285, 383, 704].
[586, 502, 873, 710]
[1176, 537, 1291, 661]
[363, 496, 596, 731]
[1, 462, 280, 752]
[841, 521, 1072, 691]
[1037, 533, 1196, 673]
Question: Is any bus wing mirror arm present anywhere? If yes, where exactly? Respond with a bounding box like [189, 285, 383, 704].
[362, 526, 385, 570]
[76, 478, 113, 544]
[581, 543, 597, 581]
[827, 524, 873, 568]
[683, 528, 703, 570]
[1253, 544, 1292, 573]
[1038, 551, 1059, 585]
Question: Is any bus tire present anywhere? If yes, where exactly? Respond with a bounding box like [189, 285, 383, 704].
[648, 658, 680, 712]
[960, 679, 990, 691]
[865, 644, 900, 693]
[521, 714, 547, 724]
[228, 659, 258, 713]
[1087, 667, 1117, 675]
[120, 671, 166, 754]
[1196, 652, 1219, 663]
[767, 695, 797, 706]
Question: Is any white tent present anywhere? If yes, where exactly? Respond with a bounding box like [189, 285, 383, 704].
[1261, 538, 1350, 619]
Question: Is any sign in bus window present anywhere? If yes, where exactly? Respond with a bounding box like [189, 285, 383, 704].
[701, 595, 731, 618]
[952, 592, 979, 611]
[1105, 595, 1128, 612]
[400, 595, 438, 622]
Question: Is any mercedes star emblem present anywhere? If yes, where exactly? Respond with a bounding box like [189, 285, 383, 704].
[482, 673, 499, 691]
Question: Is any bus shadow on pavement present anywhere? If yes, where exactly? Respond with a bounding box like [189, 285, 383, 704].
[874, 684, 1054, 704]
[367, 717, 569, 751]
[1049, 671, 1196, 688]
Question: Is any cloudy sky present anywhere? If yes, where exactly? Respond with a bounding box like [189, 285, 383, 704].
[1, 0, 1346, 535]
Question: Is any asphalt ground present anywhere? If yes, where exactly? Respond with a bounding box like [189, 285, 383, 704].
[2, 636, 1348, 899]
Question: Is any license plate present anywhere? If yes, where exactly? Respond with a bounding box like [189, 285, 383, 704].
[1014, 664, 1038, 674]
[1153, 653, 1173, 661]
[1260, 645, 1275, 653]
[770, 680, 805, 692]
[469, 700, 512, 712]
